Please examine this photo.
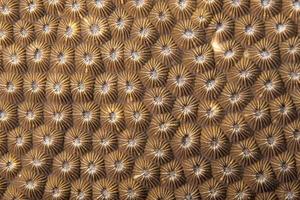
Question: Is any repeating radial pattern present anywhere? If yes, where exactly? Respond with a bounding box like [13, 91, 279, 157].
[0, 0, 299, 199]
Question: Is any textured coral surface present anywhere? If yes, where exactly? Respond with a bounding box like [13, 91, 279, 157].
[0, 0, 300, 199]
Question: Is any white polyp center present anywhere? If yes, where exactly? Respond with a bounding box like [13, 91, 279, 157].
[95, 0, 104, 7]
[265, 80, 274, 90]
[267, 136, 275, 146]
[0, 111, 7, 121]
[26, 180, 36, 190]
[256, 172, 267, 183]
[58, 52, 66, 64]
[53, 83, 62, 94]
[28, 2, 36, 12]
[131, 51, 140, 61]
[6, 81, 15, 92]
[71, 2, 80, 11]
[82, 111, 92, 121]
[232, 0, 241, 6]
[20, 28, 28, 37]
[193, 164, 203, 176]
[242, 148, 251, 157]
[205, 79, 216, 90]
[114, 160, 124, 171]
[125, 81, 134, 93]
[0, 5, 10, 15]
[254, 109, 263, 118]
[101, 82, 110, 93]
[109, 112, 116, 122]
[216, 23, 225, 32]
[245, 25, 254, 35]
[161, 45, 171, 55]
[196, 54, 206, 63]
[109, 49, 117, 61]
[239, 70, 250, 78]
[88, 163, 97, 174]
[10, 53, 20, 64]
[294, 1, 300, 10]
[159, 122, 168, 131]
[229, 93, 240, 103]
[34, 49, 42, 62]
[73, 137, 81, 147]
[158, 12, 167, 21]
[178, 0, 187, 9]
[77, 81, 85, 92]
[62, 161, 71, 172]
[154, 96, 163, 105]
[116, 18, 125, 29]
[183, 29, 195, 39]
[43, 135, 53, 146]
[134, 0, 145, 7]
[0, 30, 5, 38]
[176, 75, 186, 86]
[139, 27, 149, 38]
[181, 135, 191, 148]
[154, 148, 164, 157]
[133, 111, 142, 121]
[43, 24, 50, 33]
[52, 187, 61, 198]
[33, 158, 42, 167]
[101, 189, 110, 199]
[169, 171, 177, 180]
[16, 136, 24, 146]
[210, 137, 220, 149]
[149, 69, 158, 79]
[83, 53, 94, 65]
[6, 161, 15, 170]
[65, 26, 74, 37]
[276, 23, 286, 33]
[224, 49, 234, 58]
[293, 129, 300, 140]
[53, 112, 63, 121]
[206, 108, 215, 118]
[260, 50, 271, 59]
[128, 138, 137, 147]
[90, 24, 100, 35]
[261, 0, 271, 7]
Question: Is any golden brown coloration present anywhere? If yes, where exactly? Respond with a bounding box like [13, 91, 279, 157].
[131, 18, 158, 47]
[139, 58, 169, 88]
[223, 0, 250, 18]
[75, 42, 104, 75]
[16, 169, 46, 200]
[221, 112, 252, 143]
[124, 102, 150, 132]
[72, 101, 100, 132]
[2, 185, 28, 200]
[93, 128, 118, 155]
[199, 178, 227, 200]
[172, 20, 205, 50]
[175, 184, 201, 200]
[64, 128, 92, 156]
[200, 126, 230, 160]
[284, 120, 300, 153]
[171, 123, 200, 159]
[52, 151, 80, 181]
[86, 0, 115, 17]
[276, 181, 300, 200]
[148, 113, 179, 140]
[143, 87, 174, 114]
[235, 15, 265, 47]
[211, 156, 242, 184]
[244, 159, 278, 193]
[13, 20, 35, 47]
[108, 8, 133, 41]
[104, 150, 134, 182]
[34, 15, 59, 44]
[172, 95, 198, 123]
[43, 175, 71, 200]
[132, 156, 160, 189]
[250, 0, 282, 20]
[94, 73, 118, 104]
[118, 71, 144, 102]
[191, 8, 212, 28]
[119, 178, 147, 200]
[43, 0, 65, 16]
[197, 100, 224, 126]
[0, 101, 18, 132]
[45, 73, 71, 104]
[70, 179, 92, 200]
[243, 99, 272, 130]
[280, 36, 300, 63]
[168, 0, 196, 20]
[144, 136, 173, 165]
[22, 149, 52, 175]
[125, 0, 153, 18]
[118, 129, 147, 157]
[32, 125, 64, 157]
[92, 178, 118, 200]
[2, 44, 27, 73]
[194, 69, 226, 100]
[182, 44, 215, 74]
[160, 160, 185, 190]
[80, 151, 105, 182]
[230, 137, 262, 167]
[100, 103, 125, 132]
[0, 153, 21, 181]
[206, 13, 234, 42]
[0, 130, 6, 156]
[255, 124, 286, 158]
[7, 127, 32, 156]
[197, 0, 223, 14]
[0, 0, 19, 23]
[279, 63, 300, 91]
[49, 43, 75, 75]
[227, 181, 254, 200]
[81, 16, 111, 45]
[57, 18, 81, 47]
[64, 0, 87, 20]
[149, 1, 175, 34]
[0, 72, 23, 103]
[26, 40, 50, 72]
[124, 40, 151, 72]
[44, 103, 73, 131]
[0, 21, 13, 47]
[146, 186, 175, 200]
[70, 72, 94, 103]
[19, 0, 44, 22]
[101, 39, 124, 73]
